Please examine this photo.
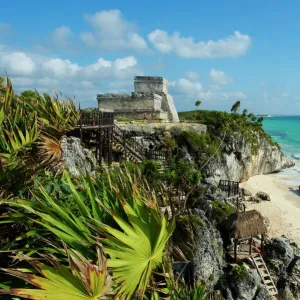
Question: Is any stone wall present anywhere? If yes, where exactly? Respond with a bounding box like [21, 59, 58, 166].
[113, 110, 168, 121]
[134, 76, 168, 94]
[97, 93, 163, 111]
[97, 76, 179, 122]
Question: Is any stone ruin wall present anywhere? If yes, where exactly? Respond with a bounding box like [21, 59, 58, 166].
[98, 93, 163, 111]
[97, 76, 179, 122]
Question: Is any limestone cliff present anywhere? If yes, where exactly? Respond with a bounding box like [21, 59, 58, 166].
[118, 122, 293, 183]
[205, 131, 293, 183]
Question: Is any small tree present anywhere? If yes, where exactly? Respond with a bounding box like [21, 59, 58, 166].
[242, 109, 248, 117]
[248, 113, 257, 122]
[231, 101, 241, 114]
[194, 100, 202, 119]
[257, 116, 264, 125]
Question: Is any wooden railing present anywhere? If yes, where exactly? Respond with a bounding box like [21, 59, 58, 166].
[219, 180, 240, 198]
[145, 149, 168, 161]
[77, 111, 114, 127]
[113, 124, 146, 159]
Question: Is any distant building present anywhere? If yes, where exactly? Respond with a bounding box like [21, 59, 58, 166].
[97, 76, 179, 122]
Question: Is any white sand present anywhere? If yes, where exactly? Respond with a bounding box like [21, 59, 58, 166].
[240, 175, 300, 245]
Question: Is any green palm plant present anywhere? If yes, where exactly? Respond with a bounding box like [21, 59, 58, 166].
[0, 77, 79, 196]
[92, 184, 175, 299]
[230, 101, 241, 114]
[0, 245, 114, 300]
[3, 168, 175, 299]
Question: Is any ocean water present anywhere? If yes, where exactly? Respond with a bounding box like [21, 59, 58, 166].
[263, 116, 300, 186]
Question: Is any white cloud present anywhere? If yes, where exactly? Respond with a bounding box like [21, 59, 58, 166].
[281, 92, 289, 97]
[259, 81, 268, 86]
[148, 30, 251, 58]
[81, 9, 147, 51]
[170, 76, 246, 110]
[49, 26, 74, 49]
[114, 56, 137, 71]
[171, 78, 203, 97]
[0, 52, 35, 75]
[81, 80, 94, 89]
[0, 44, 142, 106]
[80, 32, 97, 47]
[10, 77, 34, 87]
[261, 92, 269, 103]
[209, 68, 234, 84]
[42, 58, 80, 78]
[186, 71, 200, 81]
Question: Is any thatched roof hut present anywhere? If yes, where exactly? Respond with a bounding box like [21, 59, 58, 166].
[222, 210, 267, 239]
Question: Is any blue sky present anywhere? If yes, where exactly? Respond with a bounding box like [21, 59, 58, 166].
[1, 0, 300, 114]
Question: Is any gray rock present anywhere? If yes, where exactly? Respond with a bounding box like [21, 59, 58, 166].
[264, 237, 300, 298]
[119, 122, 207, 136]
[264, 237, 294, 274]
[241, 188, 252, 196]
[204, 132, 292, 182]
[248, 196, 262, 203]
[61, 136, 97, 177]
[227, 268, 263, 300]
[204, 176, 219, 186]
[256, 191, 271, 201]
[190, 209, 225, 288]
[254, 287, 273, 300]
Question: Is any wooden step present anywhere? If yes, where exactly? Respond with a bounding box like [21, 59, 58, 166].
[263, 280, 273, 285]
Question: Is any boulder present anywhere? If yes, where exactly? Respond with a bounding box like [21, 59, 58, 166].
[61, 136, 97, 177]
[256, 191, 271, 201]
[219, 268, 271, 300]
[264, 237, 300, 299]
[189, 209, 225, 288]
[241, 188, 252, 197]
[248, 196, 262, 203]
[264, 237, 294, 274]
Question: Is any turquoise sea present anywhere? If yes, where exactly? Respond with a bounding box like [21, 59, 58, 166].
[263, 116, 300, 185]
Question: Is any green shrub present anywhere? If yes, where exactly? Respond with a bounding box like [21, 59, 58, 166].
[179, 130, 220, 165]
[178, 110, 280, 154]
[211, 201, 236, 223]
[232, 264, 249, 280]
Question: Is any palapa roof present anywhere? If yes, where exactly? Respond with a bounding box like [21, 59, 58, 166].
[222, 210, 267, 239]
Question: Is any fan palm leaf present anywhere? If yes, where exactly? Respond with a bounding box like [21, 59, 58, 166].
[0, 245, 114, 300]
[93, 186, 175, 299]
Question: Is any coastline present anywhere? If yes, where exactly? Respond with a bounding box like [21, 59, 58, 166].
[240, 174, 300, 245]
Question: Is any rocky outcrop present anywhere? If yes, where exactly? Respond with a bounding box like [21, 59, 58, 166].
[118, 122, 207, 137]
[190, 209, 225, 288]
[256, 192, 271, 201]
[118, 123, 292, 183]
[264, 236, 300, 299]
[61, 136, 97, 177]
[205, 132, 292, 183]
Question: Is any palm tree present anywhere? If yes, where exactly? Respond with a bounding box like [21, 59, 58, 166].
[231, 101, 241, 114]
[248, 113, 257, 122]
[242, 109, 248, 118]
[257, 116, 264, 125]
[194, 100, 202, 119]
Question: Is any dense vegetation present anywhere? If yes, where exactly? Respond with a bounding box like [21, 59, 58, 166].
[179, 108, 280, 153]
[2, 78, 280, 299]
[0, 77, 214, 299]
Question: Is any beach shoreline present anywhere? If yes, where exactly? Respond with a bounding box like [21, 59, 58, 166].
[240, 174, 300, 245]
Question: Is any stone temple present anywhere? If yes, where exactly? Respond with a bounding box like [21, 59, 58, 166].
[97, 76, 179, 122]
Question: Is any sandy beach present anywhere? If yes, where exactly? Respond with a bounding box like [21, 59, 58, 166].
[240, 174, 300, 245]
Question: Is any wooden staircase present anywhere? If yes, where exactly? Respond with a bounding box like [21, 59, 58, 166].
[252, 253, 278, 297]
[112, 125, 146, 163]
[112, 124, 168, 164]
[112, 140, 143, 163]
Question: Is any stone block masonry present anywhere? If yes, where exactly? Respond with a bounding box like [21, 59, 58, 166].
[97, 76, 179, 122]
